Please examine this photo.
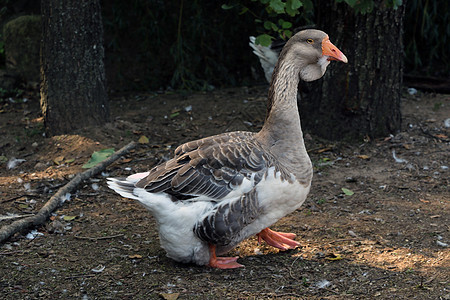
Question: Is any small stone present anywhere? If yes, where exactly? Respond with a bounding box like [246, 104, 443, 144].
[47, 220, 66, 234]
[348, 230, 357, 237]
[34, 162, 47, 170]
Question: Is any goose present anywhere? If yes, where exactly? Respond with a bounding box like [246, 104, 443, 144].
[107, 29, 347, 269]
[249, 36, 285, 83]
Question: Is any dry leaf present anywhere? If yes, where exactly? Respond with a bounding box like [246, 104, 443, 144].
[54, 155, 65, 165]
[63, 215, 76, 221]
[434, 134, 448, 139]
[138, 135, 149, 144]
[160, 293, 180, 300]
[129, 254, 143, 259]
[325, 253, 343, 261]
[317, 147, 332, 153]
[357, 155, 370, 160]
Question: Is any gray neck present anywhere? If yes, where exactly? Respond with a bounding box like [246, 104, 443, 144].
[257, 54, 312, 183]
[259, 54, 303, 145]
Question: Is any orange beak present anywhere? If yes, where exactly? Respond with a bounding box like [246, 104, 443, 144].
[322, 36, 348, 63]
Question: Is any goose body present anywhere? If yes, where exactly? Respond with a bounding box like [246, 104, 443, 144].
[108, 29, 347, 268]
[249, 36, 281, 83]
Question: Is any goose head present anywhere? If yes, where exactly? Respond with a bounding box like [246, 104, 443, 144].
[279, 29, 348, 82]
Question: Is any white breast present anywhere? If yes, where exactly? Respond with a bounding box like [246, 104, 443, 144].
[236, 167, 311, 242]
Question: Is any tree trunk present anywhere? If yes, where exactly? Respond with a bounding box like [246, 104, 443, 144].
[299, 1, 405, 140]
[40, 0, 109, 136]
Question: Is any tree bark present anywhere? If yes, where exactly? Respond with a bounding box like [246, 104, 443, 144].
[299, 1, 405, 140]
[40, 0, 109, 136]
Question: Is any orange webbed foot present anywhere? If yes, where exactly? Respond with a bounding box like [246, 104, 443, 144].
[256, 228, 300, 250]
[207, 245, 244, 269]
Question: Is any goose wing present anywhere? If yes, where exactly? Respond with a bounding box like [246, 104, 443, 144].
[135, 132, 273, 201]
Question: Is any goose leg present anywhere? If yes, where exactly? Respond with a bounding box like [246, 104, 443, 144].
[257, 228, 300, 250]
[207, 244, 244, 269]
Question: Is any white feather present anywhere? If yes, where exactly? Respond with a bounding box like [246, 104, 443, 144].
[126, 172, 150, 182]
[107, 166, 308, 265]
[107, 178, 140, 200]
[133, 187, 213, 264]
[249, 36, 280, 82]
[238, 167, 310, 240]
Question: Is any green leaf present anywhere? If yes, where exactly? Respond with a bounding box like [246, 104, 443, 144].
[339, 0, 357, 7]
[341, 188, 354, 196]
[283, 29, 293, 38]
[264, 21, 275, 30]
[82, 148, 115, 169]
[264, 21, 278, 31]
[255, 34, 274, 47]
[281, 21, 292, 29]
[269, 0, 285, 14]
[63, 215, 77, 221]
[239, 7, 249, 15]
[286, 0, 302, 16]
[289, 0, 303, 9]
[221, 4, 234, 10]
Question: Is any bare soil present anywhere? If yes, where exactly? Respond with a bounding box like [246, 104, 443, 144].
[0, 86, 449, 299]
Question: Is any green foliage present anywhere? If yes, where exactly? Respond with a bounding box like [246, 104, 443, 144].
[255, 34, 274, 46]
[0, 87, 24, 101]
[223, 0, 313, 46]
[341, 188, 354, 196]
[226, 0, 448, 77]
[82, 148, 115, 169]
[316, 198, 326, 205]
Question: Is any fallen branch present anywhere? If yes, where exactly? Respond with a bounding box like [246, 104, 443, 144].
[0, 214, 35, 221]
[1, 194, 37, 204]
[0, 141, 137, 244]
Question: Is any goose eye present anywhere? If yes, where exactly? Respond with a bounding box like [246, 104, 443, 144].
[306, 39, 314, 44]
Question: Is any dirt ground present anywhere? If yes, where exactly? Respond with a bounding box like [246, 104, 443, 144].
[0, 86, 448, 299]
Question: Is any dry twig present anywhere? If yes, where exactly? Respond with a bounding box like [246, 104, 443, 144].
[1, 194, 37, 204]
[0, 141, 136, 244]
[73, 234, 124, 241]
